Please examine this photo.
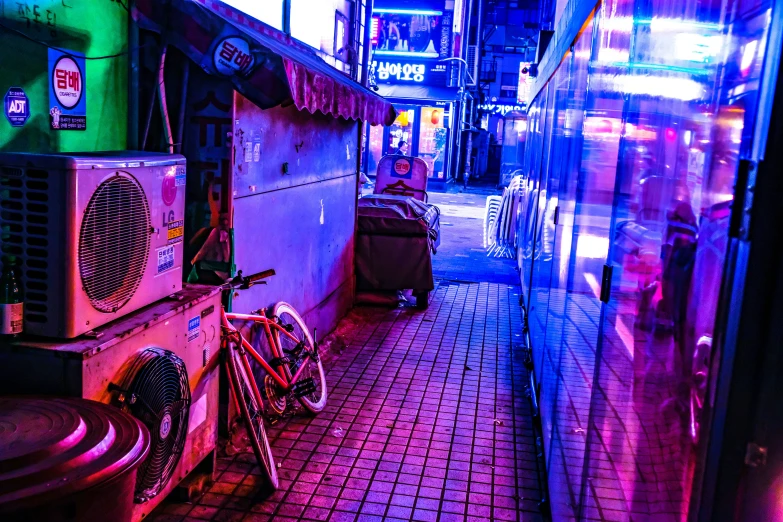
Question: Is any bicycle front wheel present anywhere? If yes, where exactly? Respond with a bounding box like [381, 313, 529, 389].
[272, 302, 328, 413]
[225, 341, 279, 489]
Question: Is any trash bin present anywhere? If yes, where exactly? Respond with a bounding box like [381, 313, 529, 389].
[356, 194, 440, 308]
[0, 397, 150, 522]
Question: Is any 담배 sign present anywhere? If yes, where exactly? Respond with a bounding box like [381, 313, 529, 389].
[48, 48, 86, 131]
[392, 157, 413, 180]
[4, 87, 30, 127]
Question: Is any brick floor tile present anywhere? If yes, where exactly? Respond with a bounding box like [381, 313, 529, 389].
[149, 514, 182, 522]
[213, 509, 244, 522]
[303, 506, 332, 521]
[151, 232, 544, 522]
[187, 506, 219, 520]
[390, 493, 416, 507]
[328, 511, 357, 522]
[340, 487, 367, 500]
[241, 513, 270, 522]
[412, 508, 439, 522]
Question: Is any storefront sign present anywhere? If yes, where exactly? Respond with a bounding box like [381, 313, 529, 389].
[439, 12, 453, 59]
[48, 49, 86, 130]
[478, 103, 525, 116]
[372, 59, 448, 86]
[213, 36, 255, 76]
[517, 62, 532, 105]
[4, 87, 30, 127]
[372, 9, 452, 59]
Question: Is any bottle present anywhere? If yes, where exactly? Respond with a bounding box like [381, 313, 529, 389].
[0, 255, 23, 336]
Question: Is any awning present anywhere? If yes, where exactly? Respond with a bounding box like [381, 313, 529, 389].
[376, 84, 461, 102]
[133, 0, 397, 126]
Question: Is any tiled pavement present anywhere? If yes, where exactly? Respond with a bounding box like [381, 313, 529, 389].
[152, 188, 544, 522]
[428, 191, 519, 286]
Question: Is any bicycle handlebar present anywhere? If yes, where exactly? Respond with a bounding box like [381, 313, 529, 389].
[219, 268, 276, 291]
[247, 269, 276, 282]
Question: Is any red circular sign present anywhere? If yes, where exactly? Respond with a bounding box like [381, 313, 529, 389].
[51, 56, 83, 109]
[393, 159, 411, 176]
[162, 175, 177, 206]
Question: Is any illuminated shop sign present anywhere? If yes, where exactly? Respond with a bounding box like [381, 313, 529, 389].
[478, 103, 525, 115]
[517, 62, 532, 105]
[372, 9, 453, 59]
[372, 59, 449, 86]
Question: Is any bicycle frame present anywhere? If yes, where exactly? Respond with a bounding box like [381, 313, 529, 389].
[221, 310, 312, 392]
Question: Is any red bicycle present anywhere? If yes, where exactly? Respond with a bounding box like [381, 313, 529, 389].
[219, 269, 327, 489]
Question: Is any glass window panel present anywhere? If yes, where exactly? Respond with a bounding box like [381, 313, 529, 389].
[222, 0, 284, 30]
[290, 0, 336, 51]
[367, 125, 385, 175]
[418, 107, 449, 179]
[388, 106, 416, 155]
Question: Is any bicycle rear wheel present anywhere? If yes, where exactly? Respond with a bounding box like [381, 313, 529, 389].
[225, 340, 279, 489]
[272, 302, 328, 413]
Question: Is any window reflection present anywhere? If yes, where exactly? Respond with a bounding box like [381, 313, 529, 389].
[520, 0, 773, 519]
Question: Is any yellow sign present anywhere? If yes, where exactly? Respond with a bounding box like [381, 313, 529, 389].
[167, 219, 184, 244]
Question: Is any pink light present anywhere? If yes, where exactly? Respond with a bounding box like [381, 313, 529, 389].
[371, 17, 380, 45]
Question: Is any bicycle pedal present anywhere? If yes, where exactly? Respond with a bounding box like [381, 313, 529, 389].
[292, 378, 317, 398]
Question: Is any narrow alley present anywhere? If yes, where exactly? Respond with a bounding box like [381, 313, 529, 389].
[151, 191, 544, 522]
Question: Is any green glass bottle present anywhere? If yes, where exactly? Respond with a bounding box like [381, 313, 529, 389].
[0, 255, 23, 336]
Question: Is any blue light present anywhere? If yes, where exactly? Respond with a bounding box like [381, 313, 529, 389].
[373, 8, 443, 15]
[375, 50, 440, 58]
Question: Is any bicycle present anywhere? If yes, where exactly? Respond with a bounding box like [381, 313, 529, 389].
[217, 269, 328, 490]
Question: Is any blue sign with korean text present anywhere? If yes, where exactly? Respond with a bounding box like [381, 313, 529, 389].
[48, 48, 86, 131]
[4, 87, 30, 127]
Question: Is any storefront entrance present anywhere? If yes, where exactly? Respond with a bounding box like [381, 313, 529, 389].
[365, 100, 452, 181]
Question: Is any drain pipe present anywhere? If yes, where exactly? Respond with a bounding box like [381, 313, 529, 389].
[175, 59, 190, 154]
[157, 46, 175, 154]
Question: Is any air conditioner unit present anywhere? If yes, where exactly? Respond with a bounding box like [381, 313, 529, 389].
[0, 285, 221, 522]
[0, 151, 186, 338]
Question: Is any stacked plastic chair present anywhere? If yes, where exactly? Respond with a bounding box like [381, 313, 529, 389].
[485, 175, 525, 258]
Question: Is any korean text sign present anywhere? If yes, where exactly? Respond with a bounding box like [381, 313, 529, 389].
[48, 48, 86, 130]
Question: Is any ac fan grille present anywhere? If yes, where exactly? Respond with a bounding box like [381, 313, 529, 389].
[122, 348, 190, 503]
[79, 174, 150, 313]
[0, 168, 51, 324]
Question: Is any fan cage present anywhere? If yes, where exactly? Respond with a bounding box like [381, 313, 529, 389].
[121, 348, 191, 503]
[79, 173, 151, 313]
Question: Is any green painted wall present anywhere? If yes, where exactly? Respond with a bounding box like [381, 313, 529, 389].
[0, 0, 129, 152]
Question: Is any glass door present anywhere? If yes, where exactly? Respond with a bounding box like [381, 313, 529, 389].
[367, 124, 385, 176]
[418, 106, 449, 179]
[388, 106, 416, 155]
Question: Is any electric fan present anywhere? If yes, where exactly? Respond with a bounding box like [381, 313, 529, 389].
[111, 348, 191, 503]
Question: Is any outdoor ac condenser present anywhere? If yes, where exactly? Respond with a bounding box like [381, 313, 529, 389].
[0, 285, 222, 522]
[0, 151, 186, 338]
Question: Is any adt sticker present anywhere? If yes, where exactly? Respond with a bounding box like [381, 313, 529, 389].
[4, 87, 30, 127]
[48, 48, 87, 131]
[187, 315, 200, 342]
[156, 245, 175, 274]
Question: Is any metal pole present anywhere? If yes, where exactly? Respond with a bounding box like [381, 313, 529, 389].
[142, 41, 167, 151]
[128, 0, 139, 149]
[360, 0, 374, 87]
